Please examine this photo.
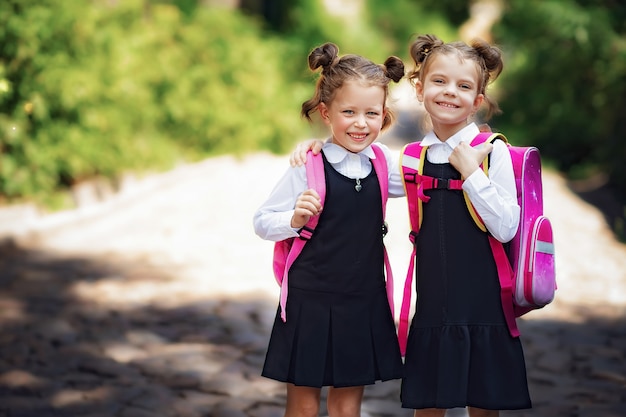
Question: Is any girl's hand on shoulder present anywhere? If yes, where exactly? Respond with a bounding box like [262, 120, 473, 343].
[478, 123, 492, 133]
[449, 142, 493, 179]
[289, 139, 325, 167]
[291, 189, 323, 228]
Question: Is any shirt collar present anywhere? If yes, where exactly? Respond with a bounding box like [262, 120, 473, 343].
[322, 140, 377, 163]
[421, 123, 481, 148]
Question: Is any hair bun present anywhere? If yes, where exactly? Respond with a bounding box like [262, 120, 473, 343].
[383, 56, 405, 83]
[308, 42, 339, 72]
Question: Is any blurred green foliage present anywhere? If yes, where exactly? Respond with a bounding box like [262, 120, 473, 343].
[0, 0, 309, 206]
[492, 0, 626, 240]
[494, 0, 626, 185]
[365, 0, 458, 59]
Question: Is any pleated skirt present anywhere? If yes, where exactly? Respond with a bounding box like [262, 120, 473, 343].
[262, 286, 403, 387]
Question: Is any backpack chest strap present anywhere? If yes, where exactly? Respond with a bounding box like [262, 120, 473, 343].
[403, 172, 464, 202]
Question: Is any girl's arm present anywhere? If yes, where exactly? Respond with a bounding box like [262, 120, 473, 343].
[459, 139, 520, 243]
[253, 165, 321, 241]
[380, 144, 405, 198]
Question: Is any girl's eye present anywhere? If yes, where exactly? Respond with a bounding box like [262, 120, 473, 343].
[460, 84, 472, 90]
[433, 78, 444, 84]
[343, 110, 354, 115]
[367, 111, 379, 116]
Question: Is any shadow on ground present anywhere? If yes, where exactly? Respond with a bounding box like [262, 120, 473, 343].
[0, 241, 624, 417]
[0, 240, 283, 417]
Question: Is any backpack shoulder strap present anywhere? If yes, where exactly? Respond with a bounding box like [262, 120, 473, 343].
[401, 141, 427, 234]
[371, 143, 395, 317]
[371, 144, 389, 212]
[471, 132, 520, 337]
[303, 150, 326, 229]
[397, 141, 429, 356]
[278, 150, 325, 321]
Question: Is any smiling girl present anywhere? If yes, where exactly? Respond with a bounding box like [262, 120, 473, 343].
[253, 43, 405, 417]
[399, 34, 530, 417]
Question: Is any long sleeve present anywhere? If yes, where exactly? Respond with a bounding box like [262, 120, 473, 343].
[386, 147, 406, 198]
[462, 139, 520, 243]
[253, 164, 307, 242]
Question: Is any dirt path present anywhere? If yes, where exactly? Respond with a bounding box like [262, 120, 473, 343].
[0, 150, 625, 416]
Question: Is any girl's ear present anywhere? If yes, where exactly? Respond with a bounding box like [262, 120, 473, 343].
[380, 107, 389, 130]
[318, 102, 331, 125]
[472, 93, 485, 114]
[415, 80, 424, 102]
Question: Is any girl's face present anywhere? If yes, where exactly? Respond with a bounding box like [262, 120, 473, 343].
[415, 53, 484, 140]
[319, 80, 387, 153]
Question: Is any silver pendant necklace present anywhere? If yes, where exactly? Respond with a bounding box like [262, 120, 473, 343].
[355, 178, 362, 192]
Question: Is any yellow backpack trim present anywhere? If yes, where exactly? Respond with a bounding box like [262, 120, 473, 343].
[464, 133, 509, 232]
[400, 143, 428, 230]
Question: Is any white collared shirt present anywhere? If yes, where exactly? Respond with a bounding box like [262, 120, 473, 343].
[253, 141, 404, 241]
[254, 124, 520, 243]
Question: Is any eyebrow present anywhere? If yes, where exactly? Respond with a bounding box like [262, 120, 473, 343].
[430, 72, 473, 81]
[336, 102, 384, 110]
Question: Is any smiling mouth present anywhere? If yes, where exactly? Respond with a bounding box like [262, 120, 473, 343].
[437, 101, 459, 109]
[349, 133, 368, 140]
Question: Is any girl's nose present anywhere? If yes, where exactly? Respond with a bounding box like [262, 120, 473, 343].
[354, 114, 366, 127]
[444, 85, 457, 96]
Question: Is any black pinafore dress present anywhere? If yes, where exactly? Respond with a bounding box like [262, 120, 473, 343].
[400, 158, 531, 410]
[262, 154, 403, 388]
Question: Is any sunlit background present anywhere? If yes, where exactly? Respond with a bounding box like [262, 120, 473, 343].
[0, 1, 625, 416]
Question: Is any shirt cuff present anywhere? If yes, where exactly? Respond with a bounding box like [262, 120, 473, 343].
[280, 211, 301, 238]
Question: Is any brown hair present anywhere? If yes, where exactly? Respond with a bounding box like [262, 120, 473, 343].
[408, 34, 504, 120]
[301, 42, 405, 131]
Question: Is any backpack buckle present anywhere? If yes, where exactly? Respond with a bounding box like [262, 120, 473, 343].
[434, 178, 449, 189]
[298, 225, 314, 240]
[403, 172, 417, 183]
[433, 177, 463, 190]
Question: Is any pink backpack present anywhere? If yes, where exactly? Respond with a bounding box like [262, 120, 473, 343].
[273, 144, 394, 322]
[398, 132, 556, 355]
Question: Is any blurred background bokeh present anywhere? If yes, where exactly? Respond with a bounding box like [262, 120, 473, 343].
[1, 0, 625, 240]
[1, 2, 626, 416]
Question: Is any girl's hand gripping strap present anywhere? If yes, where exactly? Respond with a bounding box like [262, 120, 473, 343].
[397, 142, 428, 356]
[279, 151, 326, 322]
[465, 132, 509, 231]
[371, 144, 394, 317]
